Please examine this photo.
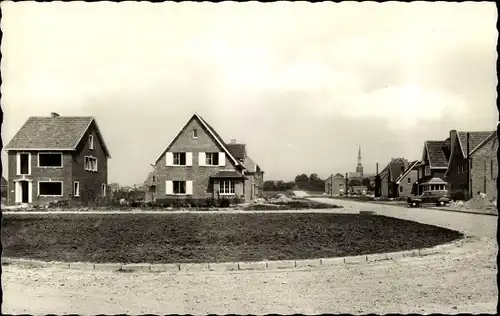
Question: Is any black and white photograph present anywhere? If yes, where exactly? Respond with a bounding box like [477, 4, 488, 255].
[1, 1, 498, 314]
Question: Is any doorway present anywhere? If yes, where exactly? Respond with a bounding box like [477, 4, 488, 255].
[20, 180, 29, 203]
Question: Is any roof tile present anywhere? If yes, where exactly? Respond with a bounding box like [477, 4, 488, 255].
[5, 116, 94, 150]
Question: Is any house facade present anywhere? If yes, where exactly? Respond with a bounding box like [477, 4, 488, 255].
[395, 160, 419, 197]
[4, 113, 110, 206]
[445, 130, 496, 200]
[378, 158, 409, 198]
[147, 113, 264, 203]
[325, 173, 346, 196]
[415, 139, 451, 195]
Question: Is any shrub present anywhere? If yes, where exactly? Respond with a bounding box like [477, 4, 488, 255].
[219, 198, 231, 208]
[204, 198, 217, 208]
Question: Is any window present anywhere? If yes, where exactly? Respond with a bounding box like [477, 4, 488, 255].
[399, 186, 403, 193]
[206, 153, 219, 166]
[193, 129, 198, 138]
[424, 166, 430, 176]
[39, 181, 63, 196]
[173, 153, 186, 166]
[152, 175, 156, 182]
[220, 180, 235, 195]
[89, 135, 94, 150]
[408, 177, 411, 184]
[18, 153, 30, 175]
[73, 181, 80, 197]
[173, 181, 186, 194]
[38, 153, 63, 167]
[102, 184, 106, 197]
[84, 156, 98, 172]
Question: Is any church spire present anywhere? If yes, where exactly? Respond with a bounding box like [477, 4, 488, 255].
[356, 145, 364, 177]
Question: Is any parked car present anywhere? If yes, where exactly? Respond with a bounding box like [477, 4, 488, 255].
[407, 190, 451, 207]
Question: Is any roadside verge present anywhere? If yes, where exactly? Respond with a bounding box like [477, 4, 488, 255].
[1, 236, 471, 273]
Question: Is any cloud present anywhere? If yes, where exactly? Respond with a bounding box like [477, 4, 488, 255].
[1, 1, 496, 183]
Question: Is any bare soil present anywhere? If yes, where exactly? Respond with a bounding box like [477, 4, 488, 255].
[2, 213, 462, 264]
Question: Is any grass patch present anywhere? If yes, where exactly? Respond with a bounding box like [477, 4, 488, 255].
[1, 213, 463, 264]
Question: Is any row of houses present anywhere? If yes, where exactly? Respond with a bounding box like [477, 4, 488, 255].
[3, 112, 264, 206]
[376, 130, 497, 201]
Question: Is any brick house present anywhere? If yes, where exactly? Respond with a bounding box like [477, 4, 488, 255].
[4, 113, 110, 206]
[325, 173, 346, 196]
[414, 139, 451, 195]
[1, 176, 8, 199]
[394, 160, 419, 197]
[147, 113, 264, 203]
[445, 130, 496, 200]
[378, 158, 409, 198]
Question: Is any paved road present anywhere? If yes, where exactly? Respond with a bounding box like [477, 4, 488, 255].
[2, 191, 497, 314]
[308, 197, 497, 238]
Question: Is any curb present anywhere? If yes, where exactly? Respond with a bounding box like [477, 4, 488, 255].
[1, 238, 467, 273]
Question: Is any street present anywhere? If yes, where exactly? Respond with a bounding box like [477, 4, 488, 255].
[2, 196, 498, 314]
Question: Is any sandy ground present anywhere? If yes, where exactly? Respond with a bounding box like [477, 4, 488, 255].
[2, 193, 498, 314]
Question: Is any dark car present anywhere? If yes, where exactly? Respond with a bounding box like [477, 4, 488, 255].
[407, 190, 451, 208]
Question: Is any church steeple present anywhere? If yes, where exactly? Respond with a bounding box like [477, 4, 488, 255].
[356, 145, 364, 177]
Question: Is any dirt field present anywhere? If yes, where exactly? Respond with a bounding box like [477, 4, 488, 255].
[2, 213, 462, 264]
[2, 236, 496, 314]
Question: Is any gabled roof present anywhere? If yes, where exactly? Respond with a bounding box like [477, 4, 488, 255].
[152, 113, 240, 167]
[424, 141, 449, 168]
[445, 130, 495, 176]
[242, 156, 259, 173]
[4, 116, 111, 158]
[226, 144, 246, 160]
[395, 160, 419, 184]
[457, 131, 495, 157]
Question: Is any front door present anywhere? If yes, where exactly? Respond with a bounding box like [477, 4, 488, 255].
[20, 181, 29, 203]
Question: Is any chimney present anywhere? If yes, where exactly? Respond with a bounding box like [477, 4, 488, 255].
[230, 139, 236, 144]
[51, 112, 60, 118]
[450, 129, 457, 151]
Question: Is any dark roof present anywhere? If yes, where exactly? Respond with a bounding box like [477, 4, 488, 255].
[425, 141, 449, 168]
[388, 158, 408, 181]
[1, 177, 7, 186]
[153, 113, 240, 167]
[4, 116, 110, 157]
[395, 160, 419, 183]
[457, 131, 495, 157]
[226, 144, 246, 160]
[211, 170, 247, 179]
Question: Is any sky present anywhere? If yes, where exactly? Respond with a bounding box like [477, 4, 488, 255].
[1, 1, 497, 185]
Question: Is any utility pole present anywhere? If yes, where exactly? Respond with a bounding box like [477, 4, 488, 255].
[345, 172, 349, 196]
[466, 132, 470, 200]
[375, 162, 380, 197]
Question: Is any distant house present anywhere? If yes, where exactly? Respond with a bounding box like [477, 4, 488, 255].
[394, 160, 419, 197]
[1, 176, 8, 199]
[3, 112, 111, 206]
[147, 113, 264, 203]
[414, 139, 451, 195]
[378, 158, 410, 198]
[445, 130, 496, 200]
[325, 173, 346, 196]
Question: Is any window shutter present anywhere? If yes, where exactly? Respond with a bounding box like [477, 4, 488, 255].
[218, 152, 226, 166]
[166, 152, 173, 166]
[16, 153, 21, 175]
[186, 181, 193, 195]
[199, 152, 206, 166]
[186, 152, 193, 166]
[166, 181, 173, 195]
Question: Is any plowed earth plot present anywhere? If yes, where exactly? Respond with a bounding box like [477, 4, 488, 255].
[2, 213, 463, 263]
